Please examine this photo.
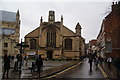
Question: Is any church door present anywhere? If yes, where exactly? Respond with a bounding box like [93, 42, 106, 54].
[47, 51, 53, 60]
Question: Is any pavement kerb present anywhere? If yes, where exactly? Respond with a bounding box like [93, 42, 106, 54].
[98, 64, 110, 80]
[2, 61, 81, 79]
[43, 62, 81, 79]
[39, 61, 80, 77]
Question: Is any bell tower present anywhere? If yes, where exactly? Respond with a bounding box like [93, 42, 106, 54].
[48, 10, 55, 24]
[15, 9, 20, 42]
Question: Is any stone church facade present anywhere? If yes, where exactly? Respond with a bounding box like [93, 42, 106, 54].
[25, 10, 85, 59]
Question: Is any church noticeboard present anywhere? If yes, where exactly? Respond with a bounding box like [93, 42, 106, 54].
[27, 52, 36, 55]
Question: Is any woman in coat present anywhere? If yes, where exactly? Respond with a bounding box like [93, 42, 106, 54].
[36, 55, 43, 78]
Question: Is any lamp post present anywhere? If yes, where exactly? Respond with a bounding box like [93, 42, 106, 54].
[17, 39, 23, 54]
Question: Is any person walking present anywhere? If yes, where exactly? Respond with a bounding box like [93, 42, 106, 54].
[98, 56, 103, 66]
[2, 54, 11, 79]
[17, 54, 22, 69]
[88, 53, 94, 73]
[34, 53, 39, 61]
[107, 57, 112, 70]
[113, 57, 120, 78]
[8, 54, 12, 62]
[24, 53, 28, 66]
[95, 57, 99, 70]
[36, 55, 43, 78]
[11, 55, 14, 62]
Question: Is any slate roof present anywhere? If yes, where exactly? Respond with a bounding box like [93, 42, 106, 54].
[0, 10, 16, 22]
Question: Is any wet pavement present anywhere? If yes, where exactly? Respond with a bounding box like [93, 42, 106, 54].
[1, 60, 71, 79]
[0, 58, 118, 79]
[20, 61, 70, 78]
[100, 62, 118, 78]
[59, 58, 105, 79]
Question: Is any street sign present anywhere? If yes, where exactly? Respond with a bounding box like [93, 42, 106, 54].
[17, 43, 21, 46]
[16, 43, 29, 47]
[22, 45, 29, 48]
[16, 40, 29, 54]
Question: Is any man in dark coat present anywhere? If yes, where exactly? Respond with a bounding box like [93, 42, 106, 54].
[36, 55, 43, 78]
[3, 54, 10, 79]
[88, 53, 94, 73]
[114, 57, 120, 77]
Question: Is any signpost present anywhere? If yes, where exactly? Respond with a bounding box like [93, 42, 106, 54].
[17, 39, 29, 54]
[16, 39, 29, 78]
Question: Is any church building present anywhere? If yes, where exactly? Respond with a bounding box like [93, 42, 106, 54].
[25, 10, 85, 59]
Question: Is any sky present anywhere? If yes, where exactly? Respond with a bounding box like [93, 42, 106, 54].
[0, 0, 119, 43]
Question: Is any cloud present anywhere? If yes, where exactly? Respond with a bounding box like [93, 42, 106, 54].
[1, 0, 115, 2]
[1, 1, 113, 43]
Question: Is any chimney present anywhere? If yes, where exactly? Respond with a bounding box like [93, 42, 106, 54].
[112, 2, 118, 12]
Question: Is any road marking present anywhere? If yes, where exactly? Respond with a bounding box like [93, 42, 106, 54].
[98, 64, 110, 80]
[43, 62, 81, 79]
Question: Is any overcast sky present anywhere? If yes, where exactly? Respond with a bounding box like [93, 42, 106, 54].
[0, 0, 119, 43]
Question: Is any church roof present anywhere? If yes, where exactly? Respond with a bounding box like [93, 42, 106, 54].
[0, 10, 16, 22]
[63, 26, 75, 34]
[25, 27, 39, 38]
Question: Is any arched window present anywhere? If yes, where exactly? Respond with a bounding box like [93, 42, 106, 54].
[30, 39, 36, 49]
[46, 29, 56, 48]
[64, 38, 72, 50]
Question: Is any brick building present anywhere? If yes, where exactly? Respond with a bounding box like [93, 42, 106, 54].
[87, 40, 97, 54]
[97, 2, 120, 58]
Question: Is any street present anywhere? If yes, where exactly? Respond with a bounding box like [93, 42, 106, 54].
[58, 58, 105, 79]
[0, 58, 114, 79]
[20, 60, 70, 78]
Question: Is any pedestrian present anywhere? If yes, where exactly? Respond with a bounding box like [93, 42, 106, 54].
[36, 55, 43, 78]
[17, 54, 22, 69]
[24, 53, 28, 66]
[31, 62, 36, 72]
[95, 57, 99, 70]
[10, 55, 15, 67]
[7, 54, 12, 63]
[88, 53, 94, 73]
[11, 55, 14, 62]
[14, 54, 19, 71]
[34, 53, 39, 61]
[107, 57, 112, 70]
[98, 56, 103, 65]
[16, 53, 19, 61]
[2, 54, 11, 79]
[113, 57, 120, 78]
[93, 51, 97, 61]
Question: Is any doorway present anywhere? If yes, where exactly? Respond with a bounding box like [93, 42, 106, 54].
[47, 51, 53, 60]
